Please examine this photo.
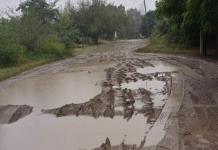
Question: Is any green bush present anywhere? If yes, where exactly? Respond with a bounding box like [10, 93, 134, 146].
[62, 29, 82, 48]
[0, 44, 25, 67]
[39, 35, 70, 58]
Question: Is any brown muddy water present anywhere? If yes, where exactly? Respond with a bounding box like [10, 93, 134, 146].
[0, 66, 106, 110]
[0, 58, 184, 149]
[0, 114, 149, 150]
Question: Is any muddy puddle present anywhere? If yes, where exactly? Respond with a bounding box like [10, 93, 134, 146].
[0, 113, 150, 150]
[0, 54, 184, 149]
[0, 66, 107, 110]
[116, 80, 166, 108]
[137, 60, 177, 75]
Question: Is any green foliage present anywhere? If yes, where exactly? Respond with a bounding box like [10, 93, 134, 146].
[74, 0, 128, 43]
[0, 0, 141, 68]
[102, 5, 128, 38]
[0, 18, 25, 67]
[141, 11, 156, 37]
[57, 7, 82, 48]
[73, 0, 104, 43]
[120, 9, 142, 39]
[39, 35, 69, 58]
[183, 0, 218, 33]
[155, 0, 218, 46]
[61, 29, 82, 48]
[17, 0, 59, 24]
[0, 44, 25, 67]
[156, 0, 186, 31]
[155, 0, 187, 44]
[17, 0, 59, 51]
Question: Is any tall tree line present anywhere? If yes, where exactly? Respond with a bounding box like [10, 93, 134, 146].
[154, 0, 218, 55]
[0, 0, 146, 67]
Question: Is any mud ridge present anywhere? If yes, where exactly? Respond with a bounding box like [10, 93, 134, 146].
[0, 105, 33, 124]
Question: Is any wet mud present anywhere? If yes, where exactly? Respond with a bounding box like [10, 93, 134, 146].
[42, 59, 174, 121]
[41, 58, 178, 149]
[1, 40, 218, 149]
[0, 105, 33, 124]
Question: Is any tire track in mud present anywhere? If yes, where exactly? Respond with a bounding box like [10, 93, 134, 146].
[40, 57, 179, 150]
[159, 56, 218, 150]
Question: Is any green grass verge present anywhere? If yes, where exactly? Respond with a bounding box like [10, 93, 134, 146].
[0, 42, 104, 81]
[0, 48, 75, 81]
[136, 41, 199, 55]
[0, 58, 57, 81]
[73, 40, 113, 55]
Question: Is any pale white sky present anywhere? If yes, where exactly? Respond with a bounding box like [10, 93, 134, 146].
[0, 0, 156, 14]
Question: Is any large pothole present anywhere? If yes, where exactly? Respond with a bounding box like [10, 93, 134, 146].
[0, 58, 180, 150]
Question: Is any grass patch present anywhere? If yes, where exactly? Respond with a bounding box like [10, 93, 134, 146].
[0, 42, 99, 81]
[0, 49, 74, 81]
[136, 40, 199, 55]
[73, 40, 114, 55]
[0, 58, 57, 81]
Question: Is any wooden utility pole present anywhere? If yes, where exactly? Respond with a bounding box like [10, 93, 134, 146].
[144, 0, 150, 37]
[144, 0, 146, 13]
[200, 31, 207, 56]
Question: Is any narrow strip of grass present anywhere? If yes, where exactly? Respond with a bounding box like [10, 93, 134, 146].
[0, 58, 57, 81]
[136, 41, 199, 56]
[0, 43, 103, 81]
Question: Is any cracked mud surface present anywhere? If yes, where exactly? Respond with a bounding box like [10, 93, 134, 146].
[0, 39, 218, 150]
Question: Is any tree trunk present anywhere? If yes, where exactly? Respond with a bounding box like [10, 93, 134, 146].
[216, 35, 218, 50]
[200, 31, 207, 56]
[92, 36, 99, 44]
[144, 0, 146, 14]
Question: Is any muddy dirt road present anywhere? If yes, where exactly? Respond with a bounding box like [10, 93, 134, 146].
[0, 39, 218, 150]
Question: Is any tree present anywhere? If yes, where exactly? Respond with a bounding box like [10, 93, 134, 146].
[73, 0, 105, 43]
[155, 0, 218, 56]
[183, 0, 218, 55]
[56, 1, 81, 48]
[156, 0, 186, 42]
[120, 9, 142, 39]
[102, 4, 128, 39]
[74, 0, 128, 43]
[141, 11, 156, 37]
[16, 0, 59, 51]
[0, 17, 26, 66]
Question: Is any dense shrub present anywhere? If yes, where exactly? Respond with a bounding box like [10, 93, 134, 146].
[39, 35, 70, 58]
[0, 44, 25, 67]
[61, 29, 82, 48]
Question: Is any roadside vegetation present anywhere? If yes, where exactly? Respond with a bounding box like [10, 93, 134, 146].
[0, 0, 149, 81]
[2, 0, 216, 80]
[140, 0, 218, 55]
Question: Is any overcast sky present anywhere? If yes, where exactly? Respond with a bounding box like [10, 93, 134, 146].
[0, 0, 156, 14]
